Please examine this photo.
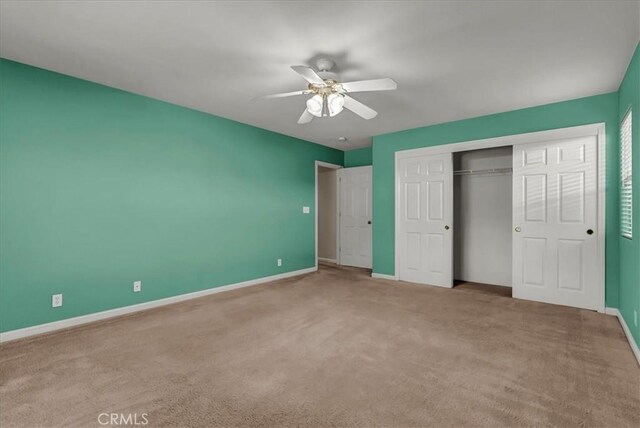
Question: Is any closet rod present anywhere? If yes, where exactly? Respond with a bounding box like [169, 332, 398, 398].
[453, 167, 513, 176]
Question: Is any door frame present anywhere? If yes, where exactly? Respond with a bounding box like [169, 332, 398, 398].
[315, 161, 343, 270]
[394, 123, 606, 312]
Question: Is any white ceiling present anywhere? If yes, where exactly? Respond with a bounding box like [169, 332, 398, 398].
[1, 1, 638, 150]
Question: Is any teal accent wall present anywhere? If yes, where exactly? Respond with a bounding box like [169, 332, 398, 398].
[0, 59, 343, 332]
[372, 93, 621, 307]
[618, 42, 640, 345]
[344, 147, 372, 167]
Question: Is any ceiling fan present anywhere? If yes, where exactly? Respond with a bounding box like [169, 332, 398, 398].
[255, 58, 397, 124]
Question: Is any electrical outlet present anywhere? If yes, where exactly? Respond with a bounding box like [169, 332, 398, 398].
[52, 294, 63, 308]
[133, 281, 142, 292]
[302, 206, 310, 214]
[634, 310, 638, 327]
[277, 258, 282, 267]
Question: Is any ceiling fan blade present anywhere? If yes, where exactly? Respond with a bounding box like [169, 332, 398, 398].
[253, 90, 311, 101]
[291, 65, 325, 85]
[298, 109, 314, 124]
[340, 78, 397, 93]
[343, 95, 378, 120]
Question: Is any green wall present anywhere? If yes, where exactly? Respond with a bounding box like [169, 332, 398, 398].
[372, 93, 621, 307]
[617, 42, 640, 345]
[344, 147, 372, 167]
[0, 59, 343, 332]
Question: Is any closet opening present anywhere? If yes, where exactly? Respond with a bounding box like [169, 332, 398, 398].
[453, 146, 513, 297]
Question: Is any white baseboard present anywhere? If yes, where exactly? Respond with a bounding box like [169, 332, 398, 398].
[371, 272, 398, 280]
[605, 307, 640, 366]
[318, 257, 337, 264]
[0, 267, 317, 344]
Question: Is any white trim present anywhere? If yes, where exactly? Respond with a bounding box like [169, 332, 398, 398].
[371, 273, 399, 280]
[315, 161, 342, 270]
[0, 267, 316, 344]
[394, 123, 605, 159]
[394, 123, 607, 312]
[318, 257, 337, 264]
[596, 125, 606, 311]
[605, 307, 640, 366]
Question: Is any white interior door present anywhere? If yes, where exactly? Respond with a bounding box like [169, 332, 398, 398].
[398, 153, 453, 287]
[513, 136, 600, 310]
[339, 166, 372, 268]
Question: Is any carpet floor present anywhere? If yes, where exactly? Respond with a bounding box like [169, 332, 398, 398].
[1, 265, 638, 427]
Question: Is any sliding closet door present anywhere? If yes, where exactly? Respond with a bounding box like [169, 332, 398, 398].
[398, 153, 453, 287]
[512, 136, 599, 310]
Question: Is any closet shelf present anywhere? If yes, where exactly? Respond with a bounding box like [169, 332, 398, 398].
[453, 167, 512, 176]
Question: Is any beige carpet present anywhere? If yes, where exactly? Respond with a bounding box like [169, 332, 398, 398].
[1, 265, 638, 427]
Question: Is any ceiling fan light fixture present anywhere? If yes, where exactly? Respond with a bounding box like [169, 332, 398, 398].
[327, 93, 345, 117]
[306, 94, 323, 117]
[255, 63, 396, 124]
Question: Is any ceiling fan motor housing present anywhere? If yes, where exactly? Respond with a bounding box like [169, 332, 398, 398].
[308, 80, 342, 95]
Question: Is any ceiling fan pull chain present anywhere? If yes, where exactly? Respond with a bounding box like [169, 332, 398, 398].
[321, 94, 329, 117]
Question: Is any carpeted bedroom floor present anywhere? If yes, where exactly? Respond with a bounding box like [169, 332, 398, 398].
[1, 264, 638, 427]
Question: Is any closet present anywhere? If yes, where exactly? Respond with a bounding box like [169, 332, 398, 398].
[453, 147, 513, 287]
[395, 125, 605, 311]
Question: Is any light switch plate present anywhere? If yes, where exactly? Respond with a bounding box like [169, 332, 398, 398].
[302, 206, 310, 214]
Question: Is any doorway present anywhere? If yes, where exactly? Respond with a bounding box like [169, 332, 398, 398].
[317, 163, 340, 265]
[315, 162, 373, 270]
[316, 161, 341, 268]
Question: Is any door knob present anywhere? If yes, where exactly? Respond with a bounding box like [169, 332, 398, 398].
[367, 220, 372, 225]
[587, 229, 594, 235]
[515, 226, 521, 232]
[444, 225, 450, 230]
